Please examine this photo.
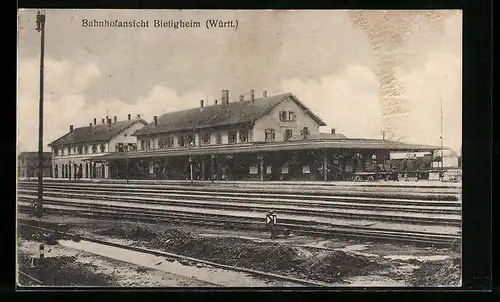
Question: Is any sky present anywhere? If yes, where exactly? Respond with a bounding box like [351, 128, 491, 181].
[17, 9, 462, 153]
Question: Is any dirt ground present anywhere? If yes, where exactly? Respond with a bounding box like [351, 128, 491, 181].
[17, 234, 216, 287]
[17, 215, 461, 287]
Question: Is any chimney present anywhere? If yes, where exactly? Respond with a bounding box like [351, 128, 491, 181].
[221, 89, 229, 105]
[250, 89, 255, 102]
[69, 125, 74, 132]
[200, 100, 204, 108]
[331, 128, 336, 134]
[102, 118, 105, 124]
[239, 95, 244, 101]
[128, 114, 131, 120]
[263, 90, 267, 98]
[114, 116, 117, 123]
[137, 114, 141, 119]
[93, 118, 97, 125]
[153, 116, 158, 127]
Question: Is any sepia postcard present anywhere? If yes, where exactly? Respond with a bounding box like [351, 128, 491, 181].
[17, 9, 462, 288]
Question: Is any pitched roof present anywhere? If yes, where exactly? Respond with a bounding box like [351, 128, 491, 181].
[133, 93, 327, 136]
[48, 119, 147, 147]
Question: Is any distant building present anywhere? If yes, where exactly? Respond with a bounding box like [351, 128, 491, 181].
[432, 149, 460, 169]
[18, 152, 52, 178]
[48, 114, 147, 179]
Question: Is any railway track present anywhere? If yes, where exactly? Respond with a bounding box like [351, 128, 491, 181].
[17, 201, 461, 247]
[19, 178, 462, 190]
[17, 191, 461, 227]
[19, 186, 462, 208]
[19, 181, 462, 201]
[17, 181, 462, 226]
[18, 222, 330, 287]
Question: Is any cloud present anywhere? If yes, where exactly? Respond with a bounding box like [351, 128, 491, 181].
[17, 57, 209, 152]
[280, 48, 461, 154]
[281, 64, 383, 139]
[400, 50, 462, 152]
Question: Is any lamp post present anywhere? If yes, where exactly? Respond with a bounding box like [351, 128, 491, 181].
[34, 10, 46, 217]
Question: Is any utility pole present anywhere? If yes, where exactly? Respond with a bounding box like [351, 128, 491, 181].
[35, 11, 46, 217]
[440, 96, 444, 179]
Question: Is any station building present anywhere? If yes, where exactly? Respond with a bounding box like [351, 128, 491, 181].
[85, 90, 442, 181]
[48, 115, 147, 179]
[17, 152, 52, 178]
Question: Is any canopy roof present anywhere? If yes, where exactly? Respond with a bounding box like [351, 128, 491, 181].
[87, 138, 441, 162]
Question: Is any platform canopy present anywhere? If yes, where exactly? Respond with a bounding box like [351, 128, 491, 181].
[86, 138, 441, 162]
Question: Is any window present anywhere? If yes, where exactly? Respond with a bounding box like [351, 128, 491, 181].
[178, 136, 186, 147]
[167, 136, 174, 148]
[300, 126, 310, 139]
[100, 144, 106, 152]
[228, 131, 237, 144]
[201, 133, 211, 144]
[53, 148, 58, 155]
[279, 111, 296, 121]
[84, 146, 88, 154]
[265, 129, 276, 142]
[140, 140, 151, 150]
[92, 144, 97, 153]
[186, 134, 195, 147]
[158, 137, 167, 149]
[216, 132, 222, 144]
[77, 146, 83, 154]
[159, 136, 174, 149]
[279, 111, 287, 121]
[239, 129, 248, 143]
[116, 143, 124, 152]
[284, 129, 293, 141]
[67, 147, 71, 155]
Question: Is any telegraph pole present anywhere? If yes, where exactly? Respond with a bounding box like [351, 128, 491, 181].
[440, 96, 444, 179]
[35, 11, 46, 217]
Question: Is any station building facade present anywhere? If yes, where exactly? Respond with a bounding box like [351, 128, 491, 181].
[87, 90, 441, 181]
[48, 115, 147, 179]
